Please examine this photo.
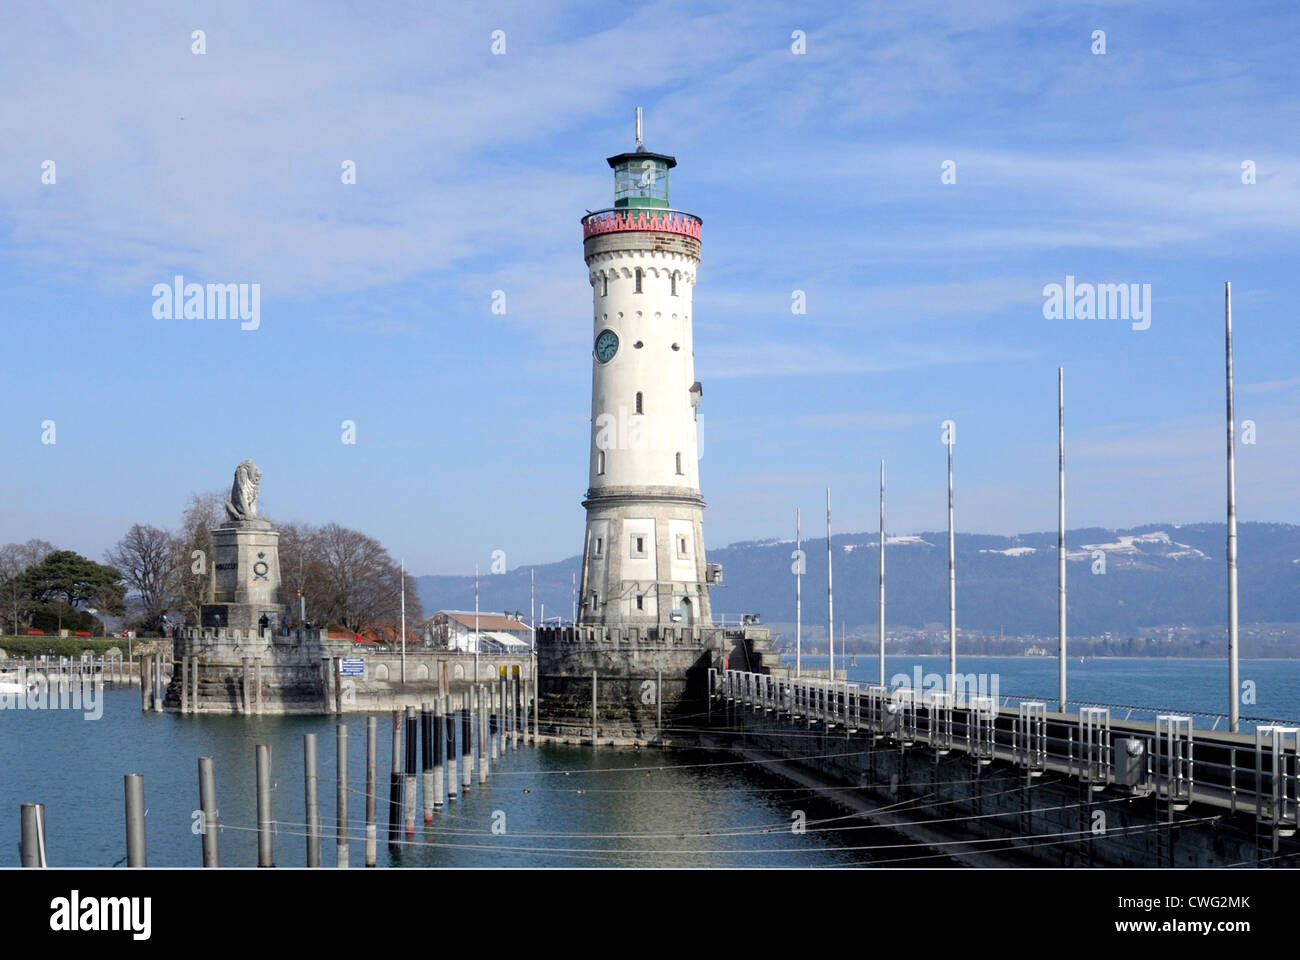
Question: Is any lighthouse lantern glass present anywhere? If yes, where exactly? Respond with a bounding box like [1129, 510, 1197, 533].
[613, 157, 670, 208]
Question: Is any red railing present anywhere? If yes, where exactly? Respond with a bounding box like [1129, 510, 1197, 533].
[582, 208, 702, 241]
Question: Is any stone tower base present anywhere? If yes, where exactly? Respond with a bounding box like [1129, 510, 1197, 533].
[536, 622, 779, 741]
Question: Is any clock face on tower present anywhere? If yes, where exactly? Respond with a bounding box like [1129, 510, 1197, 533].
[594, 329, 619, 364]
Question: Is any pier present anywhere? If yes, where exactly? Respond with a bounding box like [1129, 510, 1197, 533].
[707, 667, 1300, 867]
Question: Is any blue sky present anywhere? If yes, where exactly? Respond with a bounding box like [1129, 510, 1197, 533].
[1, 0, 1297, 575]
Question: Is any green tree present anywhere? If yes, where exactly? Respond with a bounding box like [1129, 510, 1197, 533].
[18, 550, 125, 632]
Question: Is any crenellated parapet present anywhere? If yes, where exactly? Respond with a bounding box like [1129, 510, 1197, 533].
[581, 208, 702, 241]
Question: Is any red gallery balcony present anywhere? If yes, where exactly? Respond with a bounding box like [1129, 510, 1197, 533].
[581, 208, 702, 241]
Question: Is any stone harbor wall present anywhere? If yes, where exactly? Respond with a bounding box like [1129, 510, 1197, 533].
[166, 627, 535, 715]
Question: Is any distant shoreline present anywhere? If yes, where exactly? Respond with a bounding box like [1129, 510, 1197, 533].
[779, 654, 1300, 662]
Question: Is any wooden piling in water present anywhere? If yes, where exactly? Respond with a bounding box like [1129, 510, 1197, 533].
[387, 710, 402, 848]
[461, 701, 472, 791]
[365, 716, 377, 867]
[198, 756, 219, 867]
[19, 803, 46, 867]
[432, 696, 445, 807]
[304, 733, 321, 866]
[403, 706, 417, 836]
[490, 680, 500, 761]
[421, 702, 434, 823]
[124, 773, 146, 867]
[256, 744, 273, 866]
[445, 694, 458, 801]
[478, 685, 489, 783]
[452, 698, 465, 795]
[336, 723, 349, 868]
[511, 669, 520, 750]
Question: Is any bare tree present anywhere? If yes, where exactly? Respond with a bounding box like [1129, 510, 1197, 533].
[174, 491, 225, 625]
[0, 539, 56, 634]
[309, 523, 422, 635]
[106, 524, 179, 632]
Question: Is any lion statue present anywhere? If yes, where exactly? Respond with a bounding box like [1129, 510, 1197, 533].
[225, 459, 262, 521]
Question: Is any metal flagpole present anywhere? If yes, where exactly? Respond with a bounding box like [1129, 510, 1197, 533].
[826, 488, 834, 682]
[474, 564, 479, 684]
[879, 460, 886, 686]
[400, 559, 406, 684]
[947, 430, 956, 695]
[795, 507, 802, 678]
[1225, 282, 1240, 732]
[1058, 368, 1067, 713]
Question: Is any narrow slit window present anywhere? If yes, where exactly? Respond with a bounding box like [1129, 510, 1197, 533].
[671, 273, 678, 296]
[597, 450, 605, 475]
[635, 392, 643, 414]
[601, 274, 608, 296]
[634, 268, 642, 294]
[595, 537, 603, 556]
[636, 595, 644, 610]
[675, 452, 683, 474]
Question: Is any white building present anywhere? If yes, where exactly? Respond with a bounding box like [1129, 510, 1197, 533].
[424, 610, 533, 655]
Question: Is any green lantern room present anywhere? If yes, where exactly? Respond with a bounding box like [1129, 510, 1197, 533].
[608, 148, 675, 209]
[606, 110, 675, 209]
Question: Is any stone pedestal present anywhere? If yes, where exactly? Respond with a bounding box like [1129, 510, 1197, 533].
[201, 519, 286, 635]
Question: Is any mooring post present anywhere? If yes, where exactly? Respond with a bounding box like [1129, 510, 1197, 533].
[512, 668, 521, 750]
[181, 656, 189, 714]
[124, 773, 146, 867]
[489, 679, 499, 761]
[304, 733, 320, 866]
[140, 656, 150, 712]
[240, 657, 250, 716]
[336, 723, 349, 868]
[198, 756, 219, 867]
[256, 743, 273, 866]
[365, 716, 377, 867]
[403, 706, 417, 837]
[522, 676, 530, 744]
[478, 685, 489, 783]
[421, 702, 434, 823]
[445, 693, 458, 801]
[19, 803, 47, 867]
[433, 695, 446, 807]
[534, 668, 540, 741]
[591, 670, 598, 746]
[453, 698, 465, 795]
[461, 700, 472, 791]
[156, 654, 165, 712]
[462, 686, 473, 785]
[657, 669, 663, 730]
[388, 710, 402, 849]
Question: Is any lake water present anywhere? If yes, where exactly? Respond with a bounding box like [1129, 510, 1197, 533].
[3, 657, 1294, 867]
[789, 655, 1300, 728]
[0, 687, 880, 868]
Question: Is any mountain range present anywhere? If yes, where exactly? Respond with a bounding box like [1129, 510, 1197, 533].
[414, 522, 1298, 643]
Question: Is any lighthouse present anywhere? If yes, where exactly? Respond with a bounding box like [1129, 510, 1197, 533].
[578, 108, 716, 632]
[535, 111, 773, 738]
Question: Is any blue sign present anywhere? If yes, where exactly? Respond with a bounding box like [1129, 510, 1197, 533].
[339, 658, 364, 677]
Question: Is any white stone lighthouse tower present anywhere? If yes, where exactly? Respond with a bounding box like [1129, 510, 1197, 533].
[578, 111, 717, 632]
